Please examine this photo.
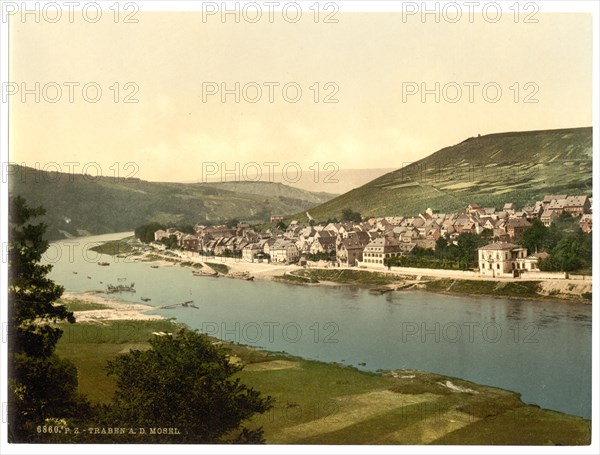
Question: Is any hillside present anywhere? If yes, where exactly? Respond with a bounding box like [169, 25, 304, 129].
[8, 166, 337, 240]
[299, 127, 592, 222]
[197, 181, 334, 204]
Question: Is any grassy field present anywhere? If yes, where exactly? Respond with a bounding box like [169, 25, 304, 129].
[54, 302, 591, 445]
[274, 273, 319, 284]
[57, 298, 109, 312]
[294, 269, 413, 286]
[56, 319, 183, 403]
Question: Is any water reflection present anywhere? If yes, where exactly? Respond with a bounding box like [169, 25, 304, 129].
[45, 233, 592, 418]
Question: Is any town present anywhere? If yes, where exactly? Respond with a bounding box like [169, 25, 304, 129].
[149, 194, 592, 279]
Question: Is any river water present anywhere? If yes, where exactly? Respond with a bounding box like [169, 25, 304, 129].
[45, 233, 592, 418]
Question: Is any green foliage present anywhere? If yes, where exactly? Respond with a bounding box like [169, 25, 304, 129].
[10, 165, 336, 240]
[7, 196, 85, 442]
[136, 223, 195, 244]
[391, 233, 487, 270]
[89, 239, 134, 256]
[519, 215, 593, 272]
[296, 269, 408, 286]
[59, 299, 108, 312]
[522, 219, 548, 253]
[226, 218, 240, 228]
[455, 233, 482, 269]
[103, 329, 273, 443]
[435, 236, 448, 253]
[539, 229, 592, 272]
[274, 273, 319, 284]
[8, 196, 74, 357]
[390, 256, 462, 270]
[10, 354, 91, 441]
[135, 222, 166, 243]
[306, 252, 336, 261]
[275, 221, 287, 230]
[219, 248, 242, 258]
[179, 261, 204, 269]
[341, 208, 362, 223]
[160, 234, 179, 250]
[409, 246, 436, 258]
[206, 262, 230, 274]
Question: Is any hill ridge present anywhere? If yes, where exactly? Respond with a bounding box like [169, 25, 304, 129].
[300, 126, 592, 222]
[8, 165, 337, 240]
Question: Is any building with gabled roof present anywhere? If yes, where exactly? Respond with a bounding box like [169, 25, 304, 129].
[563, 195, 591, 217]
[362, 236, 402, 266]
[478, 242, 529, 277]
[505, 218, 531, 241]
[270, 239, 300, 263]
[336, 231, 371, 266]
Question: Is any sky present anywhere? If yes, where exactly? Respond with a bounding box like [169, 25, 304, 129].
[8, 7, 593, 191]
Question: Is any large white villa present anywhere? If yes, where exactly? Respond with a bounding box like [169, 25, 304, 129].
[478, 242, 544, 277]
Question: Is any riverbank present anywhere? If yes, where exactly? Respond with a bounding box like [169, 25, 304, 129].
[54, 298, 591, 445]
[104, 237, 591, 303]
[59, 292, 164, 321]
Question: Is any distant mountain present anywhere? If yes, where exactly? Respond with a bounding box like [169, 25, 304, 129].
[299, 127, 592, 222]
[8, 166, 337, 240]
[196, 181, 335, 205]
[192, 168, 397, 194]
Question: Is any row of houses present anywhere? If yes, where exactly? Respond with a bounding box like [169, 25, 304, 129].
[152, 194, 591, 271]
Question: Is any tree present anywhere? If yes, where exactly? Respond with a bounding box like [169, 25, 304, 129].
[275, 220, 287, 231]
[160, 234, 179, 249]
[522, 219, 548, 253]
[177, 224, 196, 235]
[135, 222, 166, 243]
[226, 218, 240, 229]
[539, 229, 592, 272]
[435, 236, 448, 256]
[341, 208, 361, 223]
[306, 251, 336, 262]
[7, 196, 85, 441]
[455, 233, 482, 269]
[104, 329, 273, 443]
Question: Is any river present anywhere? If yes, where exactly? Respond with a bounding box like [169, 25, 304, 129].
[44, 233, 592, 418]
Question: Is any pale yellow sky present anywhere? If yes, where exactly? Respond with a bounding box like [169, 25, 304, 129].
[9, 11, 592, 186]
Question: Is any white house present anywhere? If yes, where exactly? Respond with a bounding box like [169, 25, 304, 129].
[270, 240, 300, 264]
[361, 236, 401, 266]
[478, 242, 529, 277]
[154, 229, 168, 241]
[242, 243, 263, 263]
